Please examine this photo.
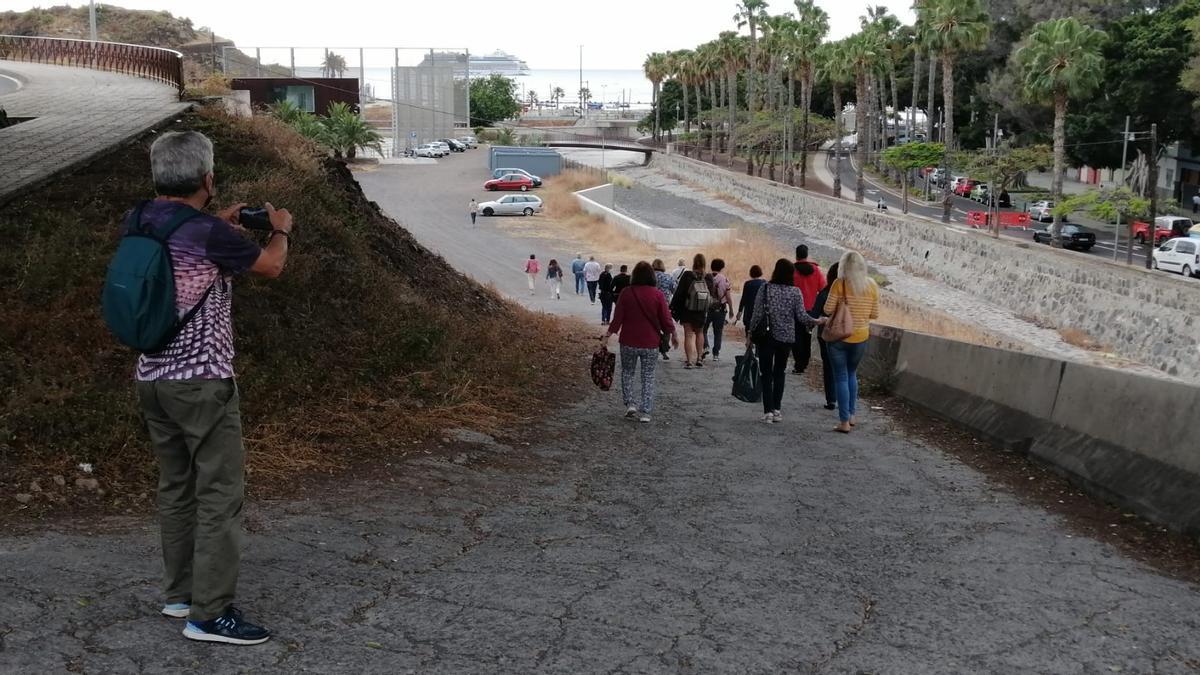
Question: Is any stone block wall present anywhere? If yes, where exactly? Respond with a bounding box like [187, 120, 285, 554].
[653, 153, 1200, 382]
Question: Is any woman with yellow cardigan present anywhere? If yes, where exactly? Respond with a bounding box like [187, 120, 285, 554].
[822, 251, 880, 434]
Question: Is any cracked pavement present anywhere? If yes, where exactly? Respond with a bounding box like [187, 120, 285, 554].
[3, 393, 1200, 673]
[3, 156, 1199, 673]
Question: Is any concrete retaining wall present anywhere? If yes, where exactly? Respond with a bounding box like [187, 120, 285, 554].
[575, 184, 733, 247]
[866, 325, 1200, 536]
[652, 152, 1200, 382]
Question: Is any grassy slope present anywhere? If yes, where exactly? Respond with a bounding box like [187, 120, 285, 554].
[0, 107, 585, 521]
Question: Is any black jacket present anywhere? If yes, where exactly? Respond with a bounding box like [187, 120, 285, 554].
[598, 271, 614, 300]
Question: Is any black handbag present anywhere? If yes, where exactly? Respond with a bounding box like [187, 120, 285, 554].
[751, 286, 773, 342]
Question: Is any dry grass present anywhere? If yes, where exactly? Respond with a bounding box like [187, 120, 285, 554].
[1058, 327, 1107, 352]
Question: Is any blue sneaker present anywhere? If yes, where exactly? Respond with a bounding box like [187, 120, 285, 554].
[161, 602, 190, 618]
[182, 607, 271, 645]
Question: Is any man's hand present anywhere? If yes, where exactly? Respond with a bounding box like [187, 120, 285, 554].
[266, 202, 293, 233]
[216, 202, 248, 228]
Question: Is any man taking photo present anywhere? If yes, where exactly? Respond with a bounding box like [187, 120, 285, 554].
[131, 131, 292, 645]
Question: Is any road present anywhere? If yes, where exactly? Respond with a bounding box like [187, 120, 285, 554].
[825, 151, 1161, 264]
[4, 151, 1199, 673]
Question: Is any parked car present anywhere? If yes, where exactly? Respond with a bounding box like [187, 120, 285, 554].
[954, 179, 981, 197]
[1032, 224, 1096, 251]
[484, 173, 535, 191]
[970, 183, 990, 203]
[438, 138, 466, 152]
[457, 136, 478, 148]
[414, 144, 442, 158]
[430, 141, 452, 154]
[490, 167, 543, 187]
[1153, 237, 1200, 277]
[478, 194, 544, 216]
[1133, 216, 1192, 245]
[1027, 200, 1064, 223]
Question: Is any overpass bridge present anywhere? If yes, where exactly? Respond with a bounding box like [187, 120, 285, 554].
[540, 141, 655, 166]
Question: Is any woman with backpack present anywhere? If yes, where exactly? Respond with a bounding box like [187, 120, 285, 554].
[745, 259, 826, 423]
[606, 261, 678, 423]
[669, 254, 709, 369]
[598, 263, 615, 325]
[524, 254, 540, 296]
[822, 251, 879, 434]
[546, 259, 564, 300]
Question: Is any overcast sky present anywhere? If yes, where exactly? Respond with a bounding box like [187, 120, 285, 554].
[0, 0, 916, 70]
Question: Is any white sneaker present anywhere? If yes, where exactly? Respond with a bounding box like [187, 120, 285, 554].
[638, 414, 651, 423]
[625, 407, 638, 418]
[712, 355, 721, 362]
[772, 411, 782, 423]
[763, 413, 775, 423]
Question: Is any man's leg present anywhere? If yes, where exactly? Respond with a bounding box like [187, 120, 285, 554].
[587, 281, 598, 303]
[137, 381, 197, 608]
[158, 379, 246, 623]
[710, 312, 726, 358]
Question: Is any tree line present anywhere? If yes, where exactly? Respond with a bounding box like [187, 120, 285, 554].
[643, 0, 1200, 230]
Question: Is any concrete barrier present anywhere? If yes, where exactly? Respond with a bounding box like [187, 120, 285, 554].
[864, 324, 1200, 536]
[575, 184, 733, 248]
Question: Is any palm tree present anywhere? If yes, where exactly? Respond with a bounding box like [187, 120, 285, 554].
[1017, 18, 1107, 246]
[921, 0, 990, 222]
[793, 0, 829, 188]
[820, 40, 853, 199]
[716, 31, 747, 166]
[643, 51, 669, 143]
[322, 102, 382, 159]
[321, 51, 347, 78]
[844, 31, 882, 203]
[733, 0, 770, 112]
[696, 41, 720, 158]
[552, 86, 565, 107]
[673, 50, 695, 137]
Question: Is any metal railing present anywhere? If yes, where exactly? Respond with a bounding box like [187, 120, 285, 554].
[0, 34, 184, 94]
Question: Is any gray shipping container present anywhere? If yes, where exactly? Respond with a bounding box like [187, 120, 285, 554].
[488, 146, 563, 178]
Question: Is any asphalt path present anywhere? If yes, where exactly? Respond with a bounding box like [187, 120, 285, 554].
[825, 151, 1161, 263]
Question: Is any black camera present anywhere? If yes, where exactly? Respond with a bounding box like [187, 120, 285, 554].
[238, 207, 273, 231]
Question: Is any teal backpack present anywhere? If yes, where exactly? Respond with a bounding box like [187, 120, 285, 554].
[101, 201, 208, 353]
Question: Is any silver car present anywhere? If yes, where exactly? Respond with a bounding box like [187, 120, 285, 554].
[457, 136, 478, 148]
[478, 194, 543, 216]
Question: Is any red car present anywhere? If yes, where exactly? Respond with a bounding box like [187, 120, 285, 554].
[953, 179, 980, 197]
[1132, 217, 1192, 245]
[484, 174, 534, 191]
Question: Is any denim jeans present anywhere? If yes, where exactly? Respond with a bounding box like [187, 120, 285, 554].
[587, 281, 599, 302]
[620, 345, 659, 413]
[703, 308, 727, 357]
[601, 297, 614, 323]
[827, 340, 869, 423]
[574, 272, 586, 294]
[755, 338, 791, 414]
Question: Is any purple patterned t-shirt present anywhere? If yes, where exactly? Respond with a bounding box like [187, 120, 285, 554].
[134, 201, 262, 382]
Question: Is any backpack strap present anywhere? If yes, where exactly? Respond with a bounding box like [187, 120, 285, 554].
[123, 200, 151, 235]
[152, 204, 202, 242]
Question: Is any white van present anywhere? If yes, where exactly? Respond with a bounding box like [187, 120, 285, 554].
[1152, 238, 1200, 278]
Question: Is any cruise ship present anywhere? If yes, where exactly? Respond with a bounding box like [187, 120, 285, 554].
[418, 50, 531, 76]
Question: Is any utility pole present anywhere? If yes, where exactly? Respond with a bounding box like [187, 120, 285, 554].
[1116, 116, 1130, 262]
[1146, 123, 1159, 270]
[579, 45, 584, 117]
[88, 0, 98, 42]
[991, 113, 999, 237]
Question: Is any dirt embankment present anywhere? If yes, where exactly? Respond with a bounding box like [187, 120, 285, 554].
[0, 107, 587, 527]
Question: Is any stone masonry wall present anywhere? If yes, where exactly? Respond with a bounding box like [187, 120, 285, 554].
[654, 153, 1200, 382]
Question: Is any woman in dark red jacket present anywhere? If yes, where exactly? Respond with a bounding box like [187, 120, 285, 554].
[606, 261, 678, 423]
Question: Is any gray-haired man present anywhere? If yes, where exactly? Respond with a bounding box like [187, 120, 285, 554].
[133, 131, 292, 645]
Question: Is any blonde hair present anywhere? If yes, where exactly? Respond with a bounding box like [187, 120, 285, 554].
[838, 250, 873, 296]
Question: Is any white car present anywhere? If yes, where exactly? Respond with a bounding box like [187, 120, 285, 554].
[1028, 200, 1059, 223]
[1152, 237, 1200, 278]
[478, 194, 543, 217]
[431, 141, 452, 155]
[457, 136, 478, 148]
[414, 144, 442, 158]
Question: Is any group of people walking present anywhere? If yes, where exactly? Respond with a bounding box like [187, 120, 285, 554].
[603, 245, 879, 433]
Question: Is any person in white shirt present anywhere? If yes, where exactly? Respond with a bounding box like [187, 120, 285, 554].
[583, 256, 603, 304]
[670, 258, 687, 283]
